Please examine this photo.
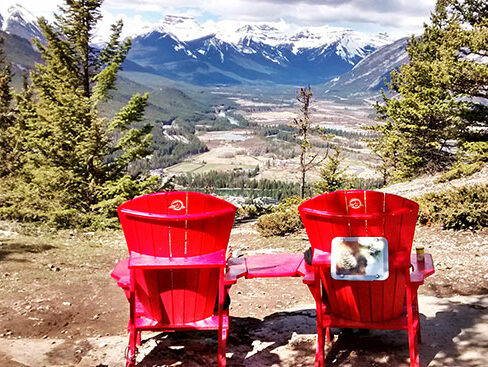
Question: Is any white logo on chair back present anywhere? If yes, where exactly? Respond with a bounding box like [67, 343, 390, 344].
[169, 200, 186, 211]
[349, 198, 363, 209]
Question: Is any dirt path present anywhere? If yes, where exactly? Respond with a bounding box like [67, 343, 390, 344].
[1, 221, 487, 366]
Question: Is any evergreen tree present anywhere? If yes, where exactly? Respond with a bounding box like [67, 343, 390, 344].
[1, 0, 155, 227]
[0, 36, 16, 177]
[369, 0, 488, 182]
[313, 149, 349, 194]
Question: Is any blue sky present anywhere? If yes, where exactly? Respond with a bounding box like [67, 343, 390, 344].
[4, 0, 437, 39]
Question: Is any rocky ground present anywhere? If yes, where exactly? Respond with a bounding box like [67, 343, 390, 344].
[0, 216, 487, 366]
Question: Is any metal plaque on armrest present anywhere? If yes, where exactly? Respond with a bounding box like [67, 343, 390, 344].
[331, 237, 388, 281]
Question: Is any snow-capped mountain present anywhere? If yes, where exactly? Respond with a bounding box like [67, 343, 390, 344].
[125, 15, 393, 85]
[323, 37, 409, 98]
[1, 6, 399, 87]
[0, 4, 43, 42]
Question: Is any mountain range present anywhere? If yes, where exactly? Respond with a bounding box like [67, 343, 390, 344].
[1, 4, 408, 92]
[125, 15, 392, 85]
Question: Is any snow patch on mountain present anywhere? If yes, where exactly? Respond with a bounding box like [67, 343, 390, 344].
[151, 15, 209, 42]
[138, 15, 392, 64]
[0, 3, 43, 41]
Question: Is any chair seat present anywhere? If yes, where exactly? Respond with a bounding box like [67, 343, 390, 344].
[134, 313, 230, 330]
[321, 312, 418, 331]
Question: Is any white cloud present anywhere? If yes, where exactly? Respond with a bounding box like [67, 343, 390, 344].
[3, 0, 437, 39]
[103, 0, 437, 38]
[96, 9, 154, 40]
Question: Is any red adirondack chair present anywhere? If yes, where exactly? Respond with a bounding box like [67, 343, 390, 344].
[112, 191, 236, 367]
[298, 190, 434, 367]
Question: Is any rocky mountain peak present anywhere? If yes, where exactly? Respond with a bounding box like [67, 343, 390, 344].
[1, 3, 43, 41]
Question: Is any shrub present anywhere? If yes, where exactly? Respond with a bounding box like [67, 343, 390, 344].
[416, 185, 488, 230]
[256, 196, 305, 237]
[237, 198, 273, 220]
[435, 162, 484, 183]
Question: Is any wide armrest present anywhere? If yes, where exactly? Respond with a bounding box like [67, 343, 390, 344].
[312, 248, 331, 266]
[111, 258, 129, 288]
[297, 259, 315, 284]
[224, 257, 247, 285]
[128, 249, 226, 269]
[410, 253, 435, 284]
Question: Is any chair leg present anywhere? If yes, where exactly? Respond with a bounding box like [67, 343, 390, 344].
[217, 267, 226, 367]
[313, 270, 325, 367]
[127, 327, 137, 367]
[218, 326, 227, 367]
[414, 293, 422, 344]
[127, 277, 137, 367]
[406, 286, 419, 367]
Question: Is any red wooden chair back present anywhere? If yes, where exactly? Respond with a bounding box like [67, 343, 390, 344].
[299, 190, 418, 322]
[118, 191, 236, 325]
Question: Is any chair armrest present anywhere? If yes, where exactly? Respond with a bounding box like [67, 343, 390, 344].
[128, 249, 226, 269]
[312, 248, 331, 266]
[224, 257, 247, 285]
[111, 259, 130, 288]
[410, 253, 435, 284]
[297, 260, 316, 284]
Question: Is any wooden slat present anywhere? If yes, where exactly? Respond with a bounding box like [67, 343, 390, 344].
[185, 192, 205, 323]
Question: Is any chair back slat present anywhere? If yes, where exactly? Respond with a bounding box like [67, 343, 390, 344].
[118, 192, 236, 325]
[299, 190, 418, 322]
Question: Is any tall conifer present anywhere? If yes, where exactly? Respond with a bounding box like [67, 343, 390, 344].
[2, 0, 155, 227]
[0, 37, 20, 178]
[369, 0, 487, 182]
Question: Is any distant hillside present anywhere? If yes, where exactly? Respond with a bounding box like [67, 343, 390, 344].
[97, 73, 242, 170]
[1, 29, 41, 87]
[321, 37, 409, 99]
